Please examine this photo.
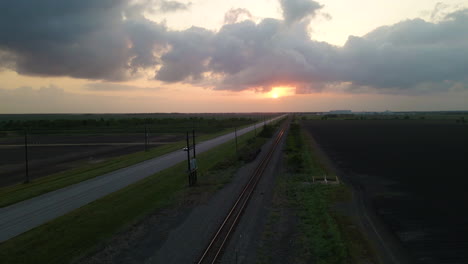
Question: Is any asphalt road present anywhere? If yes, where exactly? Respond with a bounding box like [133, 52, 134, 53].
[0, 116, 285, 242]
[0, 142, 174, 148]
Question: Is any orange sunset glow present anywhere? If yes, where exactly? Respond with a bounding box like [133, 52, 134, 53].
[267, 87, 296, 99]
[1, 2, 468, 264]
[0, 0, 466, 113]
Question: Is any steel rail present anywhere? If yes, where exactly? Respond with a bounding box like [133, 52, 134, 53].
[197, 121, 288, 264]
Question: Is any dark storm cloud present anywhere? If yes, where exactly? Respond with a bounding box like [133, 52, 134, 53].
[0, 0, 130, 80]
[0, 0, 467, 94]
[0, 0, 169, 81]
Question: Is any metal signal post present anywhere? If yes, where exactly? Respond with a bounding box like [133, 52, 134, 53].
[144, 125, 148, 152]
[235, 127, 238, 155]
[24, 129, 30, 183]
[192, 129, 197, 184]
[186, 130, 198, 186]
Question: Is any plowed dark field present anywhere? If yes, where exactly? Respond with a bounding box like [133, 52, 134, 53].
[303, 120, 468, 264]
[0, 134, 183, 186]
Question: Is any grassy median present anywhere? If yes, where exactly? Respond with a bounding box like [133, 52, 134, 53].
[0, 123, 279, 264]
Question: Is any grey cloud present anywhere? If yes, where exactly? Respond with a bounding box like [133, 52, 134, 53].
[209, 9, 468, 93]
[280, 0, 323, 24]
[156, 27, 214, 82]
[209, 19, 282, 76]
[127, 0, 191, 16]
[1, 0, 467, 95]
[200, 18, 339, 91]
[0, 50, 16, 70]
[159, 0, 191, 12]
[431, 2, 449, 21]
[338, 11, 468, 90]
[224, 8, 253, 24]
[125, 19, 168, 70]
[0, 0, 167, 81]
[205, 9, 468, 93]
[0, 0, 127, 80]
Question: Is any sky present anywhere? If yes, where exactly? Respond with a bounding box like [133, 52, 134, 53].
[0, 0, 467, 113]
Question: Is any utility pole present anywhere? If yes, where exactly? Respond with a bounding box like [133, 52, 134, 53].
[192, 129, 197, 184]
[186, 131, 192, 186]
[24, 129, 29, 183]
[254, 123, 256, 137]
[144, 125, 148, 152]
[235, 127, 238, 155]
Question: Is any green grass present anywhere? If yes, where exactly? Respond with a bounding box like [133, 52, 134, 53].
[285, 122, 336, 181]
[297, 112, 468, 121]
[0, 125, 255, 207]
[294, 184, 349, 264]
[0, 126, 273, 264]
[285, 121, 348, 263]
[258, 117, 377, 264]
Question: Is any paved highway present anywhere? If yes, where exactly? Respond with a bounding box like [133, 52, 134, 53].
[0, 115, 285, 242]
[0, 142, 174, 148]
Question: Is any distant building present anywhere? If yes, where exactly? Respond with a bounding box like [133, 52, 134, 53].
[329, 110, 352, 114]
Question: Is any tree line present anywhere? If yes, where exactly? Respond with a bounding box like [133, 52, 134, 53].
[0, 117, 255, 134]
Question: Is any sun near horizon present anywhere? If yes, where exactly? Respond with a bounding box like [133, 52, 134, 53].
[0, 0, 467, 113]
[268, 87, 296, 99]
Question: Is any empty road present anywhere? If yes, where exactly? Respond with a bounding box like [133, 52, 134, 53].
[0, 115, 284, 242]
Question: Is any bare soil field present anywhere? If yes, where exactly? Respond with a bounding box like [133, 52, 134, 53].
[303, 120, 468, 264]
[0, 133, 183, 186]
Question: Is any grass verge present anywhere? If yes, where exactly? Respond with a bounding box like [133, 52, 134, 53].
[0, 124, 256, 208]
[258, 118, 378, 264]
[0, 124, 276, 264]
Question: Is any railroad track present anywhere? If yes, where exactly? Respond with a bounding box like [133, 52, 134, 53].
[196, 120, 288, 264]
